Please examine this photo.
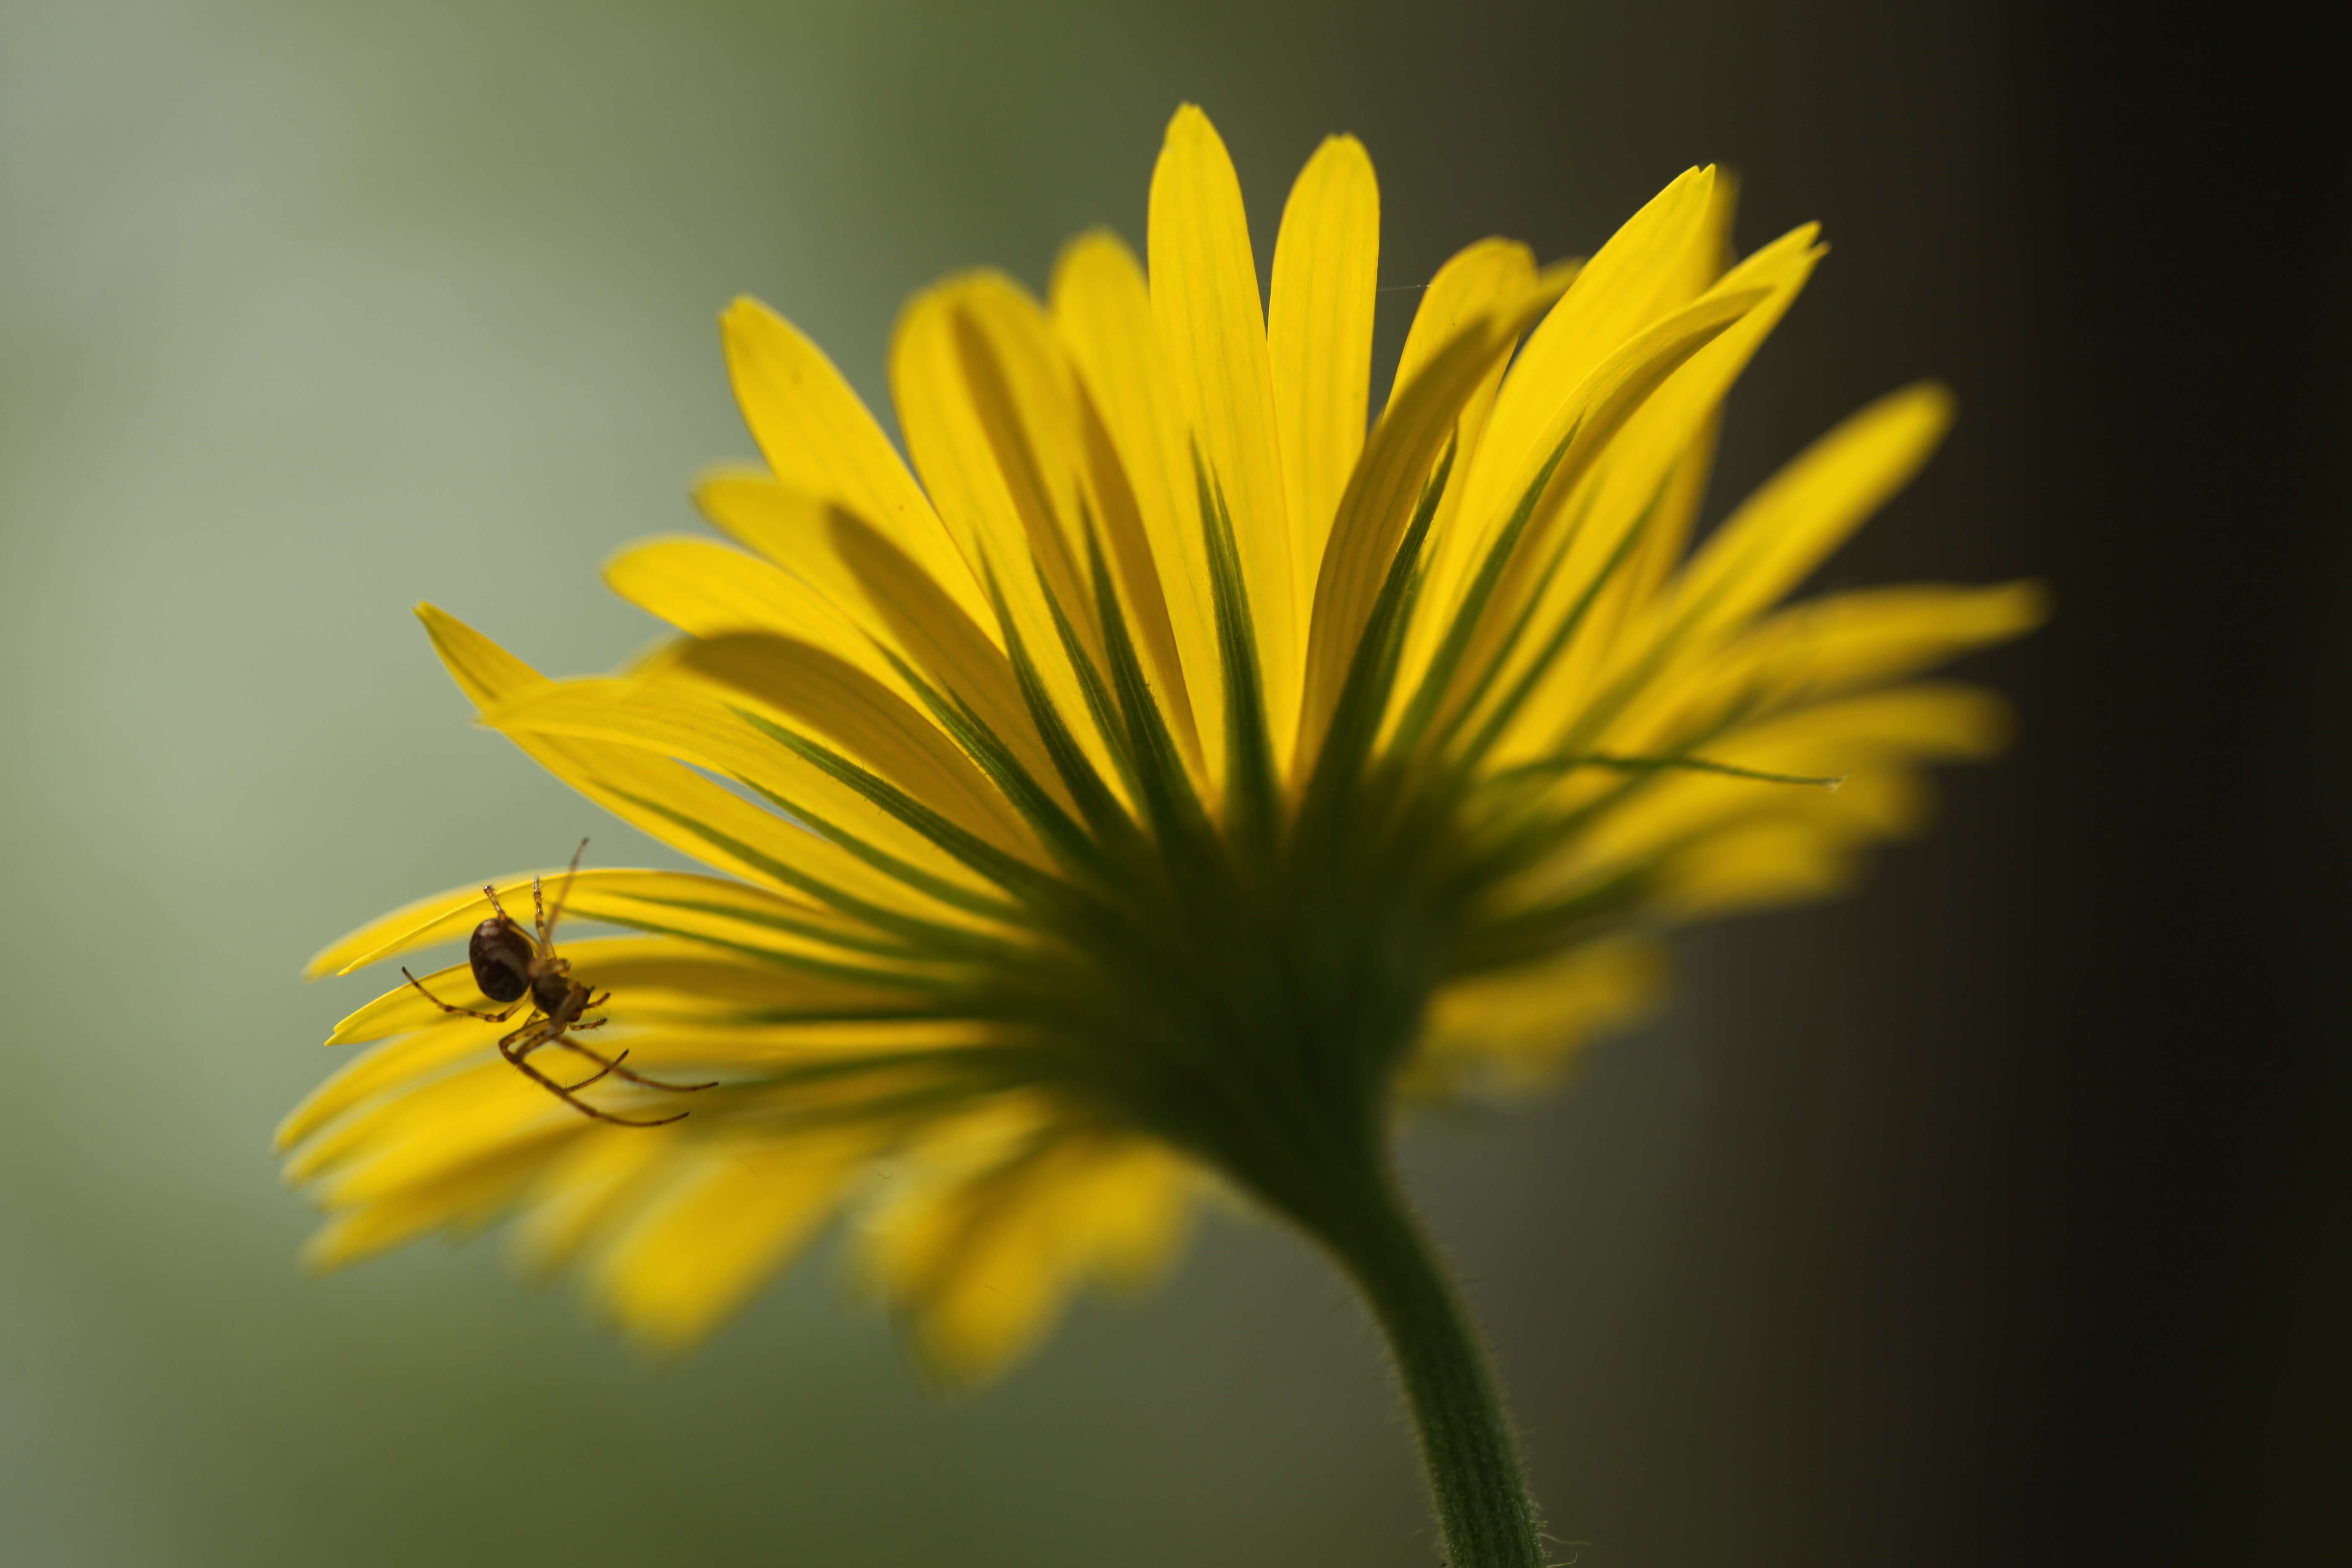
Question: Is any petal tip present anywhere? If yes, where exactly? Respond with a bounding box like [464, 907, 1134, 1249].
[1160, 103, 1234, 164]
[1902, 381, 1961, 447]
[1052, 225, 1132, 273]
[720, 294, 770, 327]
[1315, 131, 1372, 165]
[2004, 577, 2056, 630]
[299, 1235, 356, 1276]
[1905, 377, 1958, 418]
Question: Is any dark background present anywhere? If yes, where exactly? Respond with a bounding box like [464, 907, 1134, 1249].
[0, 0, 2342, 1562]
[1986, 2, 2347, 1561]
[1538, 0, 2352, 1561]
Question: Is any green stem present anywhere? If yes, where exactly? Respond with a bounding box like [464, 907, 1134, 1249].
[1316, 1154, 1548, 1568]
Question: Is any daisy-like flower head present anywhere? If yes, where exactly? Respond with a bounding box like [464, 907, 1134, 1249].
[283, 106, 2040, 1386]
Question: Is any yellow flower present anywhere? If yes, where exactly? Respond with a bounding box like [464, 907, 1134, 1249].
[281, 105, 2040, 1390]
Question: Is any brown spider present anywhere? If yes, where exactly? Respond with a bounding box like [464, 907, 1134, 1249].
[401, 839, 713, 1127]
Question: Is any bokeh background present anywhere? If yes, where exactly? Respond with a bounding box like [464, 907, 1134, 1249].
[3, 0, 2342, 1563]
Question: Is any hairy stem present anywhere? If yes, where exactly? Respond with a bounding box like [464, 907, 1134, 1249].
[1310, 1148, 1548, 1568]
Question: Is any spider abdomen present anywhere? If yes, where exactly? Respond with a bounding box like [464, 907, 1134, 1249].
[468, 918, 534, 1004]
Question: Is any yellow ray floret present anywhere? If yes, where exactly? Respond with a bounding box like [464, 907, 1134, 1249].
[284, 103, 2040, 1380]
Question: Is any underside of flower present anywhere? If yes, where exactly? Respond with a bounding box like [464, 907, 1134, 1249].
[282, 105, 2040, 1390]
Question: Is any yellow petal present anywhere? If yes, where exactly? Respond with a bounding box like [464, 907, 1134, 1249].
[509, 1126, 682, 1278]
[319, 962, 517, 1050]
[1054, 1140, 1194, 1295]
[650, 632, 1044, 864]
[1415, 283, 1773, 743]
[691, 472, 988, 650]
[604, 536, 914, 701]
[864, 1120, 1194, 1384]
[720, 296, 990, 627]
[1663, 382, 1956, 645]
[895, 276, 1092, 622]
[1611, 170, 1742, 600]
[417, 606, 982, 927]
[304, 1135, 566, 1271]
[890, 276, 1130, 801]
[1660, 580, 2050, 722]
[1269, 134, 1379, 592]
[613, 1017, 1003, 1073]
[939, 272, 1200, 783]
[596, 1132, 876, 1353]
[1150, 105, 1301, 771]
[1389, 239, 1544, 405]
[1650, 820, 1861, 916]
[1756, 682, 2014, 760]
[289, 1058, 566, 1191]
[1551, 221, 1818, 638]
[1299, 276, 1559, 764]
[282, 999, 999, 1161]
[1411, 937, 1666, 1096]
[317, 1075, 578, 1210]
[277, 1021, 499, 1152]
[1051, 230, 1223, 790]
[1617, 407, 1720, 613]
[306, 865, 892, 980]
[482, 677, 1021, 897]
[1465, 226, 1830, 762]
[1384, 237, 1543, 706]
[693, 480, 1073, 810]
[320, 938, 916, 1050]
[419, 598, 549, 711]
[1451, 167, 1720, 562]
[1517, 682, 2012, 908]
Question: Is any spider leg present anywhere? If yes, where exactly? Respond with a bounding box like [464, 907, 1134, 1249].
[497, 1034, 688, 1129]
[499, 1012, 551, 1050]
[549, 1033, 717, 1093]
[531, 872, 549, 953]
[560, 1047, 628, 1091]
[402, 968, 522, 1024]
[543, 837, 589, 945]
[482, 883, 516, 925]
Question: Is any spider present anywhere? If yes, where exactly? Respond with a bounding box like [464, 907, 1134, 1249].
[401, 840, 714, 1127]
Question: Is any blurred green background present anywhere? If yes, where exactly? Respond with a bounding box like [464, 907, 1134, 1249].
[5, 0, 2341, 1564]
